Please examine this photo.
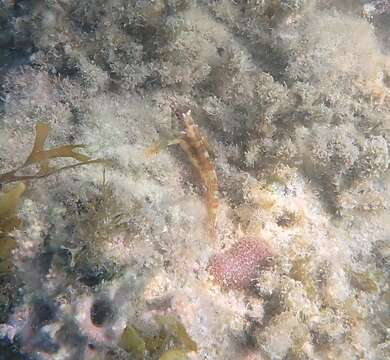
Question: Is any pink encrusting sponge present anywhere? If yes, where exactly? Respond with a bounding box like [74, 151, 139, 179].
[208, 237, 271, 290]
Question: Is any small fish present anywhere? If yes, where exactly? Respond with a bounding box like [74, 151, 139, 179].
[146, 105, 219, 239]
[174, 108, 219, 239]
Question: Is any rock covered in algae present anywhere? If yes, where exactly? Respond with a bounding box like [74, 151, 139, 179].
[208, 237, 271, 290]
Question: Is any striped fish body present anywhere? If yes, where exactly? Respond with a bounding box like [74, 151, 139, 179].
[175, 109, 219, 239]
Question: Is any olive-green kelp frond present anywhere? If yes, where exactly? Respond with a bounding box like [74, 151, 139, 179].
[0, 182, 26, 274]
[0, 122, 107, 185]
[118, 315, 197, 359]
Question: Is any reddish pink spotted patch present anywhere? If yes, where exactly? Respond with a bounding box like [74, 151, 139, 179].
[208, 237, 271, 290]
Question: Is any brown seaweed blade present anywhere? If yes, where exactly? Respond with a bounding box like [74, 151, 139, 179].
[0, 122, 108, 274]
[0, 182, 26, 274]
[0, 122, 107, 184]
[0, 182, 26, 218]
[27, 122, 49, 158]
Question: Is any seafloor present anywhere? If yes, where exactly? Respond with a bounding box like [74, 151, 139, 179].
[0, 1, 389, 359]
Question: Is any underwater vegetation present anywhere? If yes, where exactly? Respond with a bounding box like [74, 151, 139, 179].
[0, 121, 106, 185]
[0, 0, 389, 359]
[0, 121, 106, 276]
[0, 182, 25, 274]
[118, 315, 197, 360]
